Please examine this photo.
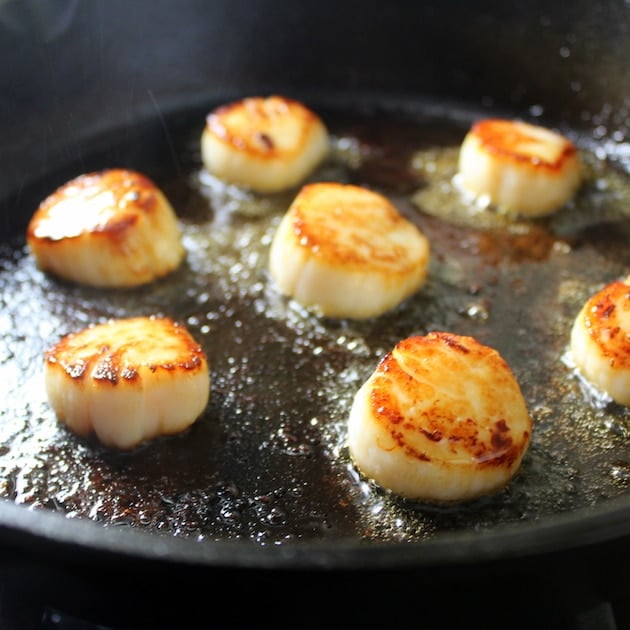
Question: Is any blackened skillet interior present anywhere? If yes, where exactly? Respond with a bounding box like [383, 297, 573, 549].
[2, 97, 630, 571]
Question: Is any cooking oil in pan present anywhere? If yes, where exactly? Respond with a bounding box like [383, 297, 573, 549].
[1, 104, 630, 544]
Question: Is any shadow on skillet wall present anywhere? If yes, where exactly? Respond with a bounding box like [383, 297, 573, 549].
[0, 0, 628, 230]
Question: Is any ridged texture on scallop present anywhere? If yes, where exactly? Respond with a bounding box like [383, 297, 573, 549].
[347, 332, 532, 503]
[26, 169, 185, 288]
[268, 182, 430, 319]
[570, 277, 630, 406]
[458, 118, 582, 217]
[44, 316, 210, 450]
[201, 95, 330, 193]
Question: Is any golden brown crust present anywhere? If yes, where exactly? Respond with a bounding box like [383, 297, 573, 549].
[470, 118, 577, 172]
[577, 279, 630, 370]
[45, 316, 208, 387]
[287, 182, 425, 273]
[367, 332, 530, 470]
[28, 169, 163, 242]
[205, 95, 324, 159]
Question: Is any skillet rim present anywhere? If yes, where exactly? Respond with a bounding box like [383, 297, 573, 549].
[2, 493, 630, 571]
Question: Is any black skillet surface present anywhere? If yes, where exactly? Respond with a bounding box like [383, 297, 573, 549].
[2, 100, 630, 548]
[1, 3, 630, 623]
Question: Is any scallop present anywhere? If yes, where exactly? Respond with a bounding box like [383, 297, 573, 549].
[44, 316, 210, 449]
[347, 332, 532, 502]
[201, 95, 330, 193]
[269, 182, 430, 319]
[27, 168, 185, 288]
[458, 118, 582, 217]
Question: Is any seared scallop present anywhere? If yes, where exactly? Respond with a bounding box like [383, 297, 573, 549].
[44, 316, 210, 450]
[27, 169, 185, 288]
[201, 95, 330, 193]
[570, 276, 630, 407]
[458, 118, 582, 217]
[268, 182, 430, 319]
[347, 332, 532, 503]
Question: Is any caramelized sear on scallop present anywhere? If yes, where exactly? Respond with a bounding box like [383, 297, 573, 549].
[27, 168, 185, 288]
[348, 332, 532, 503]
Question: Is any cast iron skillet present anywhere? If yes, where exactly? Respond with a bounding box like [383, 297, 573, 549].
[1, 0, 630, 623]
